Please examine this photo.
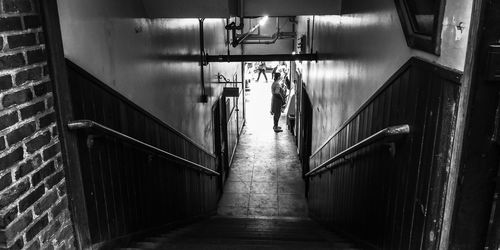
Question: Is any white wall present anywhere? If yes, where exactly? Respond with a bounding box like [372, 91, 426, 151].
[297, 0, 473, 151]
[57, 0, 242, 152]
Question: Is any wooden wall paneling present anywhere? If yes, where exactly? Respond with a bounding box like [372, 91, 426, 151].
[396, 66, 421, 249]
[110, 138, 125, 235]
[64, 61, 220, 246]
[86, 81, 110, 241]
[409, 73, 441, 249]
[306, 58, 461, 248]
[101, 91, 121, 239]
[422, 80, 460, 249]
[77, 134, 100, 242]
[98, 89, 115, 239]
[103, 139, 119, 238]
[389, 73, 409, 249]
[110, 98, 125, 235]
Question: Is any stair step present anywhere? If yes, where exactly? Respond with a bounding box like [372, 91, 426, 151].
[118, 216, 367, 249]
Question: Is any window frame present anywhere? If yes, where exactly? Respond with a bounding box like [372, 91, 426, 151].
[394, 0, 447, 55]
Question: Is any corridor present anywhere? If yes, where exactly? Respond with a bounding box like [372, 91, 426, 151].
[0, 0, 498, 249]
[120, 79, 363, 249]
[217, 77, 307, 218]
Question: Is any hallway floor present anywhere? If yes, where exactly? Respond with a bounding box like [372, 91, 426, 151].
[217, 77, 307, 218]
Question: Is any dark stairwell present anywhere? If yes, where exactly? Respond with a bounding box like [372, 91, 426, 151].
[118, 76, 364, 250]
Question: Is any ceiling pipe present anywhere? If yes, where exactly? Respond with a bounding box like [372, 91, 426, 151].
[241, 31, 296, 45]
[205, 52, 318, 63]
[231, 16, 268, 47]
[242, 33, 279, 45]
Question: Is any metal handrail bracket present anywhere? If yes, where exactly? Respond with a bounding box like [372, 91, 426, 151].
[67, 119, 220, 176]
[305, 124, 410, 177]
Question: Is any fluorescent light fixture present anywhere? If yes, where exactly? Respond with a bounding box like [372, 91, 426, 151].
[259, 16, 269, 26]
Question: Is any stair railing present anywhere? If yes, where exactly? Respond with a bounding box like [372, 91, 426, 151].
[305, 124, 410, 177]
[68, 119, 220, 176]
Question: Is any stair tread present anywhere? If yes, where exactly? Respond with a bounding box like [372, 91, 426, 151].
[118, 216, 366, 249]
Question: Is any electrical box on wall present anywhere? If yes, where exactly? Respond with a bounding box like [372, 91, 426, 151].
[223, 87, 240, 97]
[486, 44, 500, 81]
[298, 35, 307, 54]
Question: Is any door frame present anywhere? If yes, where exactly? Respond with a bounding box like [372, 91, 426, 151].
[299, 83, 313, 176]
[440, 0, 500, 248]
[212, 99, 226, 190]
[39, 0, 91, 248]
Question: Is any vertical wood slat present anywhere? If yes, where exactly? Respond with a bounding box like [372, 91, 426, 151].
[306, 57, 461, 249]
[65, 61, 220, 247]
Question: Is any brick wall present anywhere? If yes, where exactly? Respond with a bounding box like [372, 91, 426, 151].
[0, 0, 75, 249]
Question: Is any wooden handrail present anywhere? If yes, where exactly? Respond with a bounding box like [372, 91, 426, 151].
[67, 119, 220, 176]
[305, 125, 410, 177]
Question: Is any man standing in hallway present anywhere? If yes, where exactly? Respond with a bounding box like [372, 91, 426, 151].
[271, 72, 284, 132]
[256, 61, 268, 82]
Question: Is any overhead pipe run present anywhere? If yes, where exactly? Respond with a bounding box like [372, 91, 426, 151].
[231, 16, 268, 47]
[241, 31, 296, 45]
[205, 52, 318, 63]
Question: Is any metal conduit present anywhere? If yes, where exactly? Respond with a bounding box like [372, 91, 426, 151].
[205, 52, 318, 63]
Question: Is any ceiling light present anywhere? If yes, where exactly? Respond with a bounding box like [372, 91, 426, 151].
[259, 16, 269, 26]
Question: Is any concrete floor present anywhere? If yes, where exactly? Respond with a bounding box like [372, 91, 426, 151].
[217, 76, 308, 218]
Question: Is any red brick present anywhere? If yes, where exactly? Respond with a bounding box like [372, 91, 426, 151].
[2, 0, 32, 13]
[25, 132, 50, 154]
[0, 237, 23, 250]
[0, 207, 18, 229]
[41, 244, 54, 250]
[25, 240, 40, 250]
[56, 182, 65, 197]
[0, 174, 12, 192]
[42, 143, 59, 161]
[42, 65, 49, 77]
[15, 154, 41, 180]
[6, 121, 36, 145]
[20, 101, 45, 120]
[26, 49, 45, 65]
[2, 88, 33, 108]
[41, 220, 60, 243]
[31, 161, 55, 187]
[46, 171, 63, 189]
[7, 33, 37, 49]
[25, 214, 48, 241]
[0, 112, 18, 131]
[37, 32, 44, 45]
[19, 185, 44, 212]
[39, 112, 55, 129]
[34, 191, 57, 216]
[0, 179, 29, 209]
[0, 147, 24, 171]
[0, 54, 25, 71]
[0, 75, 12, 91]
[0, 212, 32, 245]
[15, 67, 42, 85]
[55, 225, 72, 243]
[0, 137, 5, 151]
[51, 127, 58, 138]
[33, 81, 51, 97]
[46, 96, 53, 109]
[0, 17, 22, 32]
[50, 197, 66, 219]
[23, 15, 41, 29]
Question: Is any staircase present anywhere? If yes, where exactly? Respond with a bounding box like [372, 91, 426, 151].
[121, 216, 366, 249]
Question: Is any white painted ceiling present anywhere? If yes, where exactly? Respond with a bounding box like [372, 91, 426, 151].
[141, 0, 342, 18]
